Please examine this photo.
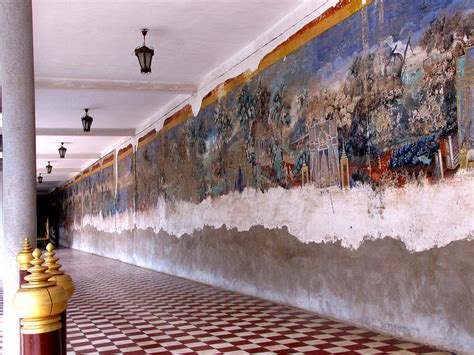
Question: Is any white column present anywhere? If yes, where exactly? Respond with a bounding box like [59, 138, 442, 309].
[0, 1, 37, 354]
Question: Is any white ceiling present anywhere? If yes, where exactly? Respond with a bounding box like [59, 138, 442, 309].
[35, 88, 179, 129]
[33, 0, 304, 82]
[9, 0, 311, 193]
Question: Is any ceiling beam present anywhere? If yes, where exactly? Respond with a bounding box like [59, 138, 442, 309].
[38, 168, 80, 173]
[0, 127, 135, 136]
[37, 153, 101, 160]
[36, 77, 198, 94]
[36, 128, 135, 136]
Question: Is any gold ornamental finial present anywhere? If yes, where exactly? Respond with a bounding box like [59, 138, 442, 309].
[13, 248, 68, 332]
[45, 243, 75, 298]
[22, 238, 33, 252]
[22, 248, 56, 289]
[45, 243, 63, 275]
[16, 238, 34, 271]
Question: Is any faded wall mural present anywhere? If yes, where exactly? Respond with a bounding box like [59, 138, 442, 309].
[57, 0, 473, 247]
[132, 0, 473, 203]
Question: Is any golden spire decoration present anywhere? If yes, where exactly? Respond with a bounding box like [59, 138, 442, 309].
[45, 243, 62, 275]
[45, 243, 75, 298]
[13, 248, 68, 330]
[16, 237, 34, 271]
[22, 248, 56, 289]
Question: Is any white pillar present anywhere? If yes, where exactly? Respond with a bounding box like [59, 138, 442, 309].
[0, 1, 37, 354]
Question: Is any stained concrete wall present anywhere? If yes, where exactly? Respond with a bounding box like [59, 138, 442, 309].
[60, 223, 474, 353]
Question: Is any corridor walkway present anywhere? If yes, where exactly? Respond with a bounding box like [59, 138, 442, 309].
[2, 248, 447, 354]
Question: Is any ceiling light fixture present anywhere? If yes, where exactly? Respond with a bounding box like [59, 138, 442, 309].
[58, 142, 67, 159]
[135, 29, 154, 74]
[46, 161, 53, 174]
[37, 173, 43, 184]
[81, 108, 93, 132]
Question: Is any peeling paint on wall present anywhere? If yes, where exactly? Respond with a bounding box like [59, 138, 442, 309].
[77, 171, 473, 252]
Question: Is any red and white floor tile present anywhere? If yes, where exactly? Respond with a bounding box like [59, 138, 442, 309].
[1, 248, 450, 354]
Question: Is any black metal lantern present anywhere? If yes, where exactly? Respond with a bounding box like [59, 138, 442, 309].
[58, 142, 67, 159]
[37, 173, 43, 184]
[46, 161, 53, 174]
[81, 108, 93, 132]
[134, 29, 154, 74]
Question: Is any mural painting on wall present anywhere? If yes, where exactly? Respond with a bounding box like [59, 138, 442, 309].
[116, 145, 135, 214]
[93, 155, 115, 218]
[61, 0, 473, 214]
[58, 154, 116, 229]
[135, 0, 473, 204]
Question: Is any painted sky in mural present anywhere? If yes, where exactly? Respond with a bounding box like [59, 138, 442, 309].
[59, 0, 473, 222]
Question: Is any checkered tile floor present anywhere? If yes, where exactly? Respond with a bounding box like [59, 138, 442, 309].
[1, 248, 449, 354]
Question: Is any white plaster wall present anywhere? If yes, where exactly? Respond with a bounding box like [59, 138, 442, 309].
[78, 171, 474, 253]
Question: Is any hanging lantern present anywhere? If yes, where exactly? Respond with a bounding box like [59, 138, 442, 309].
[81, 108, 93, 132]
[58, 142, 67, 159]
[134, 29, 154, 74]
[46, 161, 53, 174]
[37, 174, 43, 184]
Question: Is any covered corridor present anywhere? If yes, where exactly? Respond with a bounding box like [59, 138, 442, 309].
[2, 249, 447, 354]
[1, 0, 473, 353]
